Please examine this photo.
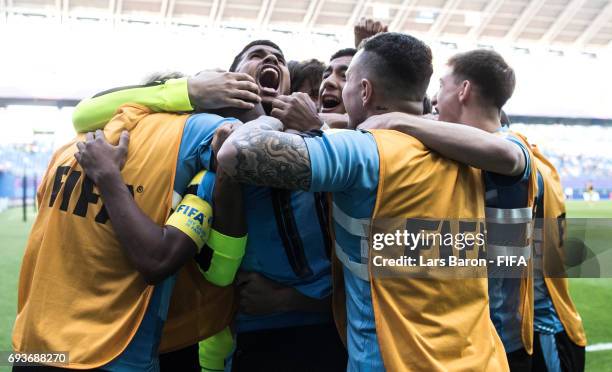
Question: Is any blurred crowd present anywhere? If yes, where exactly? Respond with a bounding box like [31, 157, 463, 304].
[0, 143, 52, 211]
[511, 123, 612, 198]
[0, 123, 611, 211]
[550, 153, 612, 183]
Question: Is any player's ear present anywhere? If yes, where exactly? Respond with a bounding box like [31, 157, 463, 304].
[361, 78, 374, 107]
[458, 80, 471, 104]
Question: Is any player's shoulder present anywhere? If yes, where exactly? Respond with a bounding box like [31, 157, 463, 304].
[318, 128, 375, 144]
[181, 114, 240, 146]
[499, 128, 529, 146]
[498, 129, 533, 161]
[313, 128, 376, 155]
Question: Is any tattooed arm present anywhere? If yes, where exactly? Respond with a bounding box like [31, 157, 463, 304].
[216, 116, 312, 190]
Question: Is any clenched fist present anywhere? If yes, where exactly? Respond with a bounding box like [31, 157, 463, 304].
[270, 93, 323, 133]
[354, 17, 388, 48]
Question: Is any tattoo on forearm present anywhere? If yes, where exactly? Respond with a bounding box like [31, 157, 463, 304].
[231, 123, 312, 190]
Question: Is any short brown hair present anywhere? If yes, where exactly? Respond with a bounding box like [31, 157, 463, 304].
[448, 49, 515, 110]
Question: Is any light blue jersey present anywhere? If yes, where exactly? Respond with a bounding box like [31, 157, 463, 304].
[305, 129, 384, 371]
[172, 116, 334, 334]
[236, 184, 334, 332]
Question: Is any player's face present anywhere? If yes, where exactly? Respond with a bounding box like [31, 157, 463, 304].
[435, 66, 462, 123]
[234, 45, 291, 108]
[342, 51, 367, 129]
[319, 56, 352, 114]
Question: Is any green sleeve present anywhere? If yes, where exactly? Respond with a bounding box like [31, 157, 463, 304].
[201, 230, 247, 287]
[199, 327, 233, 371]
[72, 78, 194, 133]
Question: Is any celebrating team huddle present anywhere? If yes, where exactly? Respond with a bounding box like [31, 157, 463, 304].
[12, 19, 586, 372]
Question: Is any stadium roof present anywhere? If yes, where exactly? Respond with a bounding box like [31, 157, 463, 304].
[3, 0, 612, 50]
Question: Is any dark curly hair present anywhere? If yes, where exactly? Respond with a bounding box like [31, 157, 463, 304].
[361, 32, 432, 101]
[229, 40, 284, 72]
[288, 59, 326, 94]
[447, 49, 515, 110]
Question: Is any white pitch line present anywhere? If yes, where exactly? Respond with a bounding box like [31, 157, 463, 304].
[586, 343, 612, 352]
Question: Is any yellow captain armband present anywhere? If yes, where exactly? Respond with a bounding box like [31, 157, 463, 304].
[201, 230, 247, 287]
[166, 194, 213, 253]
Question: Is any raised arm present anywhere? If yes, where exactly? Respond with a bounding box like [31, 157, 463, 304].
[73, 78, 192, 132]
[358, 112, 525, 176]
[354, 18, 388, 48]
[73, 72, 261, 133]
[216, 116, 312, 190]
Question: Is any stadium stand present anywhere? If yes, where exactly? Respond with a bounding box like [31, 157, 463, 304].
[512, 123, 612, 199]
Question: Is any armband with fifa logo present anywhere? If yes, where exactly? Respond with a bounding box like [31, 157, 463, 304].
[166, 194, 212, 252]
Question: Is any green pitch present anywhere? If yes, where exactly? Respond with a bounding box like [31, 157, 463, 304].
[565, 200, 612, 370]
[0, 200, 611, 370]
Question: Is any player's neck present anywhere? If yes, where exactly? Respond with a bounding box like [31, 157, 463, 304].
[460, 107, 500, 133]
[370, 100, 423, 117]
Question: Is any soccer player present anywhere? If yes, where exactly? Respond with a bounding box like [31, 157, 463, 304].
[359, 49, 538, 371]
[76, 123, 247, 372]
[217, 32, 513, 371]
[12, 72, 250, 371]
[70, 40, 347, 371]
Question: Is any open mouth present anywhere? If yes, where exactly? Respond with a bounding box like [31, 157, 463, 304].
[257, 64, 280, 96]
[320, 93, 341, 112]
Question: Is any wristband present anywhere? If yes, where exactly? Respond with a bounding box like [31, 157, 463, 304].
[199, 327, 233, 371]
[202, 230, 247, 286]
